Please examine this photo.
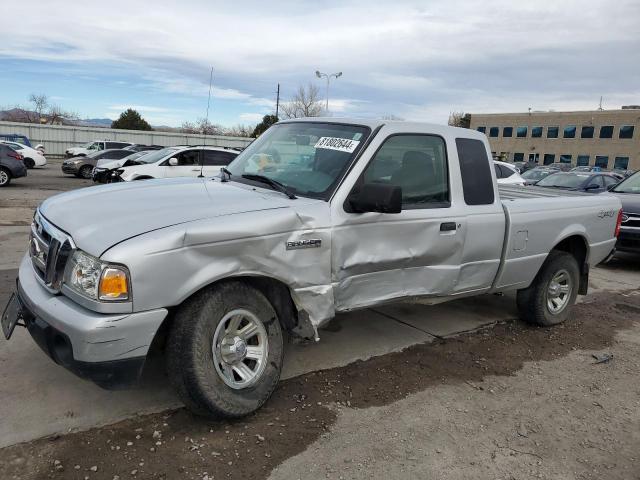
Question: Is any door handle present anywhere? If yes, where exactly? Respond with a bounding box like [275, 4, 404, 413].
[440, 222, 457, 232]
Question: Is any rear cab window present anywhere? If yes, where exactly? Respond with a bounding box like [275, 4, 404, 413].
[456, 138, 495, 205]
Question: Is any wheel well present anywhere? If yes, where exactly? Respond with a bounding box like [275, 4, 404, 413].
[149, 276, 301, 356]
[551, 235, 589, 294]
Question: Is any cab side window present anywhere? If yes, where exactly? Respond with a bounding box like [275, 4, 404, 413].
[456, 138, 495, 205]
[362, 134, 450, 209]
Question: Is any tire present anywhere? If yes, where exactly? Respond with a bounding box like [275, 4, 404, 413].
[516, 251, 580, 326]
[167, 281, 284, 418]
[78, 165, 93, 179]
[24, 158, 35, 169]
[0, 167, 11, 187]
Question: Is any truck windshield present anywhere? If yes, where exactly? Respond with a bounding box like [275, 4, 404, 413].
[611, 172, 640, 193]
[226, 122, 370, 199]
[536, 173, 590, 188]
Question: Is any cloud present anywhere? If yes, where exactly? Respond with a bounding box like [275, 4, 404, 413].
[238, 113, 264, 123]
[1, 0, 638, 125]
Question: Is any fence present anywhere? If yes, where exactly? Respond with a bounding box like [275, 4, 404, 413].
[0, 121, 253, 158]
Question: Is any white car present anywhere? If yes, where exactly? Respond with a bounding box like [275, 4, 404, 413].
[0, 141, 47, 168]
[117, 146, 240, 181]
[65, 140, 132, 158]
[494, 160, 526, 186]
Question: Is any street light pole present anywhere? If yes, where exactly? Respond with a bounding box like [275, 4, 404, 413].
[315, 70, 342, 113]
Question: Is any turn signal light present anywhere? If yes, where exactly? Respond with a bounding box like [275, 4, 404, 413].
[99, 268, 129, 300]
[614, 209, 623, 237]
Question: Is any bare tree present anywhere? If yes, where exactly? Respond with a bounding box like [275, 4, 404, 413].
[181, 119, 224, 135]
[224, 124, 254, 137]
[29, 94, 49, 122]
[180, 121, 198, 134]
[448, 111, 471, 128]
[281, 84, 323, 119]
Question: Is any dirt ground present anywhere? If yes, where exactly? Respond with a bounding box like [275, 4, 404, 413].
[1, 290, 639, 480]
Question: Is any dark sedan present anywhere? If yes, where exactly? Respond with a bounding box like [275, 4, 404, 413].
[534, 171, 620, 193]
[0, 144, 27, 186]
[606, 172, 640, 254]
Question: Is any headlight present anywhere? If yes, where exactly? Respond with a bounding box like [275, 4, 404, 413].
[63, 250, 130, 301]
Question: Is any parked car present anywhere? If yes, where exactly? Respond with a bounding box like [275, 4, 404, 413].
[534, 171, 621, 193]
[116, 146, 240, 181]
[65, 140, 132, 158]
[123, 144, 164, 152]
[92, 151, 156, 183]
[0, 144, 27, 186]
[605, 171, 640, 254]
[520, 167, 556, 185]
[0, 140, 47, 168]
[62, 149, 133, 178]
[494, 160, 525, 186]
[514, 160, 538, 173]
[0, 133, 32, 147]
[3, 118, 622, 419]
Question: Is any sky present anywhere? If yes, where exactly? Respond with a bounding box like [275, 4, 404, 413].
[1, 0, 639, 128]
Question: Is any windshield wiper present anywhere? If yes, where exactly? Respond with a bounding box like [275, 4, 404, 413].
[220, 167, 232, 182]
[241, 174, 297, 199]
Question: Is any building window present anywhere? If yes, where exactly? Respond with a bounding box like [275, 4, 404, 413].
[513, 152, 524, 162]
[619, 125, 634, 139]
[580, 126, 594, 138]
[547, 126, 559, 138]
[563, 126, 576, 138]
[477, 126, 486, 133]
[543, 154, 555, 165]
[614, 157, 629, 170]
[489, 127, 499, 137]
[599, 126, 613, 138]
[503, 127, 513, 137]
[560, 154, 572, 164]
[516, 126, 527, 138]
[595, 155, 609, 168]
[531, 126, 543, 138]
[576, 155, 590, 166]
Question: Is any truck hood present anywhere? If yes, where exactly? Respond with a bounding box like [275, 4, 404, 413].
[39, 178, 294, 256]
[95, 158, 125, 169]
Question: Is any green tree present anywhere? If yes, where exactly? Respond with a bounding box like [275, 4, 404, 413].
[252, 114, 279, 137]
[111, 108, 153, 131]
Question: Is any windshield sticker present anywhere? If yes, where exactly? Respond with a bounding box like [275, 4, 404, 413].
[314, 137, 360, 153]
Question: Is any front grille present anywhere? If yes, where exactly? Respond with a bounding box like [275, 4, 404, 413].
[621, 212, 640, 229]
[30, 212, 75, 292]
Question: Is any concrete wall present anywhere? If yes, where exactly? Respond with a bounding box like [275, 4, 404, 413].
[0, 121, 253, 158]
[469, 109, 640, 170]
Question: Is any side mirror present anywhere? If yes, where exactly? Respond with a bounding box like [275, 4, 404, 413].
[168, 157, 178, 166]
[349, 183, 402, 214]
[606, 183, 618, 191]
[585, 183, 600, 190]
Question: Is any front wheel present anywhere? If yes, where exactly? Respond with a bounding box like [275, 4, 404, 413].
[517, 251, 580, 326]
[78, 165, 93, 179]
[24, 158, 35, 169]
[167, 281, 284, 418]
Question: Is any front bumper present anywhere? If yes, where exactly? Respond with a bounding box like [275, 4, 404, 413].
[61, 163, 81, 174]
[17, 254, 168, 388]
[616, 229, 640, 253]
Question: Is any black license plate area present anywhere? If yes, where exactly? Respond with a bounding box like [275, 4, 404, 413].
[2, 293, 23, 340]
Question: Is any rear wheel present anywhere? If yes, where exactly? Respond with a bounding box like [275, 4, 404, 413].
[24, 158, 35, 169]
[516, 251, 579, 326]
[0, 167, 11, 187]
[167, 281, 284, 418]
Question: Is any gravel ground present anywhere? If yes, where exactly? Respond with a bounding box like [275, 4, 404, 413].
[1, 291, 638, 480]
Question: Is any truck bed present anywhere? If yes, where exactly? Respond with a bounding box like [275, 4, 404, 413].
[493, 185, 620, 291]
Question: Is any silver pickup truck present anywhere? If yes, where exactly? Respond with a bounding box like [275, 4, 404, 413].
[2, 118, 623, 418]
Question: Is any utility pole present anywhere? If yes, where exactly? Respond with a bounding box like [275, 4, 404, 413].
[275, 83, 280, 119]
